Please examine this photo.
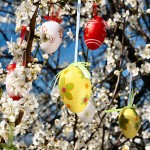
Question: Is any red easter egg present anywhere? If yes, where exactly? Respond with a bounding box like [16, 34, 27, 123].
[84, 16, 106, 50]
[6, 63, 22, 101]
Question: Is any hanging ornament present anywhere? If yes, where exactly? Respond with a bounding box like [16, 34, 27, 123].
[77, 100, 95, 123]
[118, 107, 140, 138]
[6, 63, 22, 101]
[105, 74, 141, 138]
[84, 3, 107, 50]
[40, 3, 63, 54]
[58, 62, 91, 113]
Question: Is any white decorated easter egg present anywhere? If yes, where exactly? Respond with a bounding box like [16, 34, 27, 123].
[77, 101, 95, 123]
[6, 64, 22, 101]
[40, 21, 63, 54]
[58, 64, 91, 113]
[118, 108, 140, 138]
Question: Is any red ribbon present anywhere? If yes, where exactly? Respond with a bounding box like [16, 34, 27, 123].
[44, 16, 62, 23]
[20, 25, 27, 44]
[44, 0, 62, 23]
[93, 2, 97, 17]
[6, 63, 16, 73]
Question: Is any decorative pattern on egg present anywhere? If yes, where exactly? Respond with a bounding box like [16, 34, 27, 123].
[118, 108, 140, 138]
[58, 65, 91, 113]
[77, 101, 95, 123]
[40, 21, 63, 54]
[84, 16, 106, 50]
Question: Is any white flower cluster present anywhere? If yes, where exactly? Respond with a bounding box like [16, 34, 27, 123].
[94, 86, 110, 111]
[29, 119, 74, 149]
[0, 63, 4, 74]
[15, 0, 37, 30]
[125, 0, 137, 8]
[51, 86, 60, 103]
[81, 1, 93, 16]
[92, 68, 105, 84]
[0, 120, 8, 142]
[139, 44, 150, 59]
[128, 15, 138, 28]
[0, 93, 38, 141]
[140, 101, 150, 140]
[127, 60, 150, 77]
[105, 39, 121, 73]
[126, 63, 139, 77]
[113, 12, 121, 22]
[98, 87, 109, 102]
[107, 18, 116, 28]
[6, 65, 32, 97]
[113, 10, 138, 28]
[7, 38, 27, 63]
[6, 63, 42, 95]
[140, 62, 150, 74]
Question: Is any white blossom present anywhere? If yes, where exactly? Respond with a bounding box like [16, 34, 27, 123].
[139, 44, 150, 59]
[126, 63, 139, 77]
[7, 38, 27, 63]
[140, 62, 150, 74]
[113, 12, 121, 22]
[66, 28, 74, 41]
[42, 53, 49, 59]
[15, 0, 37, 30]
[125, 0, 137, 8]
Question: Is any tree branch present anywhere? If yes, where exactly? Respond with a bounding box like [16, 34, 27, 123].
[26, 5, 39, 66]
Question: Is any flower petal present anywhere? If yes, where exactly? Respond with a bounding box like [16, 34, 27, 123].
[65, 92, 73, 100]
[66, 83, 74, 90]
[60, 92, 64, 100]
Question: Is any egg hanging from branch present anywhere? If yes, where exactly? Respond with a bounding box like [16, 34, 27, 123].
[40, 20, 63, 54]
[58, 62, 92, 113]
[77, 100, 95, 123]
[118, 108, 140, 138]
[84, 16, 107, 50]
[6, 63, 22, 101]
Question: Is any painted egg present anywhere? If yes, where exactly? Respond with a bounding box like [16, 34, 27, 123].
[58, 65, 91, 113]
[77, 101, 95, 123]
[6, 64, 22, 101]
[40, 21, 63, 54]
[118, 108, 140, 138]
[84, 16, 106, 50]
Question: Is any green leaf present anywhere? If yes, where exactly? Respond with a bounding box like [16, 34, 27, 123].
[105, 108, 123, 113]
[65, 92, 73, 100]
[71, 62, 91, 79]
[128, 89, 135, 107]
[66, 83, 74, 90]
[0, 143, 18, 150]
[0, 143, 9, 149]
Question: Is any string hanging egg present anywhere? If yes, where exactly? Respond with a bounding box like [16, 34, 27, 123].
[84, 16, 107, 50]
[58, 62, 92, 113]
[6, 63, 22, 101]
[118, 108, 140, 138]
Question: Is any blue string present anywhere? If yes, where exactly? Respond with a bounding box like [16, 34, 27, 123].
[127, 73, 133, 106]
[74, 0, 81, 62]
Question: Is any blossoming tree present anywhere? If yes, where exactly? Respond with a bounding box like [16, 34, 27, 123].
[0, 0, 150, 149]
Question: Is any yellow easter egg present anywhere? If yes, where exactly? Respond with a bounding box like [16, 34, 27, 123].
[118, 108, 140, 138]
[58, 65, 91, 113]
